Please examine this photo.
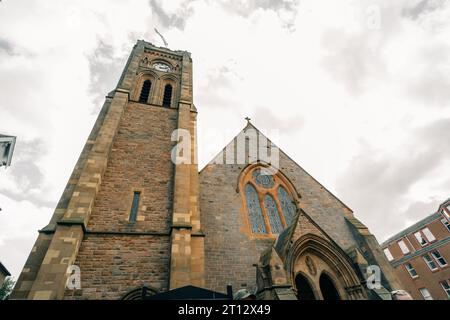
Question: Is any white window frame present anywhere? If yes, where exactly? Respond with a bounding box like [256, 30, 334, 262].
[398, 240, 410, 254]
[422, 227, 436, 242]
[431, 250, 447, 267]
[384, 248, 394, 261]
[443, 209, 450, 220]
[415, 231, 428, 246]
[440, 280, 450, 299]
[441, 218, 450, 232]
[404, 263, 418, 279]
[423, 254, 438, 271]
[419, 287, 433, 300]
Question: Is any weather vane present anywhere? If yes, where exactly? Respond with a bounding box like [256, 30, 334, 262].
[154, 28, 168, 48]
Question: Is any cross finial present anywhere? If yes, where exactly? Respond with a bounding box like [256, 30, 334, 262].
[245, 116, 251, 123]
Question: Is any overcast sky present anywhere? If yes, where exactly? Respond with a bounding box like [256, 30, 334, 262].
[0, 0, 449, 278]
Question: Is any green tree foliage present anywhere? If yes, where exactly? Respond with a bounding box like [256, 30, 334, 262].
[0, 277, 15, 300]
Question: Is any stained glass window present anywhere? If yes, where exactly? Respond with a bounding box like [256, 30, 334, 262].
[243, 167, 299, 235]
[245, 183, 267, 234]
[252, 169, 275, 188]
[264, 194, 283, 234]
[278, 186, 297, 226]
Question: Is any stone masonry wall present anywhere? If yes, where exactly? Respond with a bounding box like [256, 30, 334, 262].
[64, 234, 170, 299]
[87, 102, 177, 233]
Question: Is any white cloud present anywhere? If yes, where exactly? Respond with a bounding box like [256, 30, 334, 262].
[0, 193, 53, 277]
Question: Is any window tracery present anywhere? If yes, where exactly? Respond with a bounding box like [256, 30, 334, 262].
[241, 166, 299, 236]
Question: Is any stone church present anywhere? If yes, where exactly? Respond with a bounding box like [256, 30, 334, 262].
[12, 40, 402, 300]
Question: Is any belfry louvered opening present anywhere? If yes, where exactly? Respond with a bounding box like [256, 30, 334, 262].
[139, 80, 151, 103]
[162, 84, 172, 107]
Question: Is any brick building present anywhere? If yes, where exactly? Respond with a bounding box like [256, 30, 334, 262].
[381, 199, 450, 300]
[12, 41, 404, 300]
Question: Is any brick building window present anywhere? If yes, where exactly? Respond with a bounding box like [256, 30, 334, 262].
[383, 248, 394, 261]
[405, 263, 418, 278]
[242, 166, 299, 236]
[441, 218, 450, 232]
[162, 84, 172, 107]
[398, 240, 410, 255]
[423, 254, 438, 271]
[422, 228, 436, 242]
[443, 206, 450, 219]
[414, 231, 428, 246]
[129, 191, 141, 222]
[419, 287, 433, 300]
[440, 280, 450, 298]
[431, 250, 447, 267]
[139, 80, 152, 103]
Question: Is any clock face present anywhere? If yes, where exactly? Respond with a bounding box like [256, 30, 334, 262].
[152, 62, 171, 72]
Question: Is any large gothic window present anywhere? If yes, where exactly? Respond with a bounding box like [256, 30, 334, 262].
[242, 167, 298, 235]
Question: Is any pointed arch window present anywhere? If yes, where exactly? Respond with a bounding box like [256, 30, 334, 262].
[264, 194, 283, 234]
[162, 84, 172, 107]
[245, 184, 267, 234]
[139, 80, 151, 103]
[278, 186, 296, 226]
[242, 167, 299, 236]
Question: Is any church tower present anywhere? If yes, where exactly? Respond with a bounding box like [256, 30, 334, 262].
[12, 40, 204, 299]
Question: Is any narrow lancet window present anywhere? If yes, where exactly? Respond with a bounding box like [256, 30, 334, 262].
[264, 194, 283, 234]
[245, 183, 267, 234]
[129, 191, 141, 222]
[278, 186, 297, 226]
